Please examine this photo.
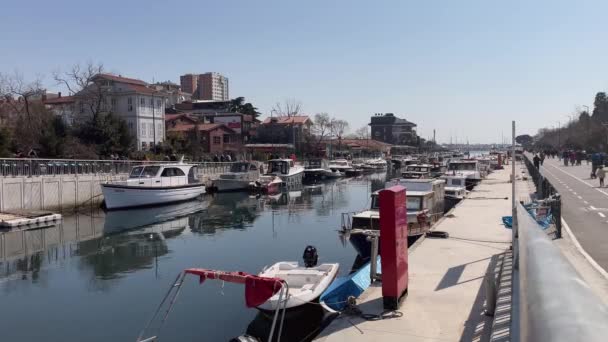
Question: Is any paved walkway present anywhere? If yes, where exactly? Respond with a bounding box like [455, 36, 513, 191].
[537, 157, 608, 273]
[315, 167, 518, 342]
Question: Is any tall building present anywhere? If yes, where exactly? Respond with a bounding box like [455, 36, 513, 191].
[179, 74, 197, 96]
[369, 113, 417, 145]
[179, 72, 229, 101]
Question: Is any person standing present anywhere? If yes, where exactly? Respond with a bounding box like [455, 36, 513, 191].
[533, 154, 541, 169]
[596, 165, 606, 187]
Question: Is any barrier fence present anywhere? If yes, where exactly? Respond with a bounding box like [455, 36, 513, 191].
[0, 158, 234, 178]
[523, 154, 562, 238]
[515, 201, 608, 342]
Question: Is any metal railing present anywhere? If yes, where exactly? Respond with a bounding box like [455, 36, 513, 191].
[523, 154, 562, 238]
[515, 201, 608, 342]
[0, 158, 235, 177]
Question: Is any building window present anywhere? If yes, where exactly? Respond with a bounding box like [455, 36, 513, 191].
[213, 136, 221, 144]
[157, 99, 161, 108]
[128, 121, 134, 133]
[149, 123, 153, 138]
[79, 102, 84, 114]
[157, 123, 163, 136]
[128, 97, 133, 111]
[142, 142, 147, 150]
[149, 98, 154, 106]
[141, 123, 146, 137]
[140, 98, 145, 106]
[111, 98, 117, 109]
[223, 135, 230, 143]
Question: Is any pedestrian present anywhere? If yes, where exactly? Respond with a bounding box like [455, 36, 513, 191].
[540, 152, 545, 166]
[213, 154, 219, 162]
[569, 151, 576, 166]
[576, 151, 583, 166]
[562, 151, 568, 165]
[220, 154, 225, 162]
[533, 154, 540, 169]
[596, 165, 606, 187]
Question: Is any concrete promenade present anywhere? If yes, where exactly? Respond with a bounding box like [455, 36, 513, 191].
[316, 167, 519, 342]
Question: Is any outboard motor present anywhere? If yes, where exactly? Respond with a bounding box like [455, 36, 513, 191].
[302, 245, 318, 268]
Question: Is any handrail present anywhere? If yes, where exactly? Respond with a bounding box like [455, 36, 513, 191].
[0, 158, 236, 177]
[516, 202, 608, 342]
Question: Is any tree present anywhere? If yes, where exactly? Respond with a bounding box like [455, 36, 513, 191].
[229, 97, 261, 119]
[0, 126, 11, 157]
[272, 99, 302, 117]
[515, 134, 533, 146]
[593, 92, 608, 121]
[53, 62, 107, 122]
[54, 63, 133, 156]
[346, 125, 370, 139]
[73, 112, 133, 157]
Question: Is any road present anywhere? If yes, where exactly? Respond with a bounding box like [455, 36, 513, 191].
[538, 156, 608, 271]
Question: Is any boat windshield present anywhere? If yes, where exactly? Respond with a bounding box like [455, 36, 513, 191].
[449, 178, 464, 186]
[332, 161, 348, 166]
[407, 197, 422, 210]
[448, 163, 476, 171]
[269, 161, 288, 174]
[141, 166, 161, 178]
[230, 162, 251, 173]
[308, 159, 322, 168]
[129, 166, 144, 178]
[371, 194, 421, 210]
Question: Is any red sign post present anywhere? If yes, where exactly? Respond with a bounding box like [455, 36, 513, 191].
[379, 185, 409, 309]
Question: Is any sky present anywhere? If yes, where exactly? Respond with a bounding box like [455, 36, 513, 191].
[2, 0, 607, 143]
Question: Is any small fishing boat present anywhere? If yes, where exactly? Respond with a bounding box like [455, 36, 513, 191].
[257, 246, 339, 312]
[265, 159, 304, 186]
[304, 159, 344, 182]
[212, 161, 262, 192]
[254, 175, 284, 194]
[327, 159, 354, 174]
[101, 160, 205, 210]
[320, 256, 381, 312]
[444, 186, 468, 213]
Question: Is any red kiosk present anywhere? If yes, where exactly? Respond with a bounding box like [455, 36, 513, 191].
[379, 185, 409, 309]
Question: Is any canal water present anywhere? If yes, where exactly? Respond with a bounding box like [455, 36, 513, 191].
[0, 173, 391, 341]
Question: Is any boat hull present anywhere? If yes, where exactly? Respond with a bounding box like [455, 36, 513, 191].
[101, 183, 206, 210]
[213, 179, 251, 192]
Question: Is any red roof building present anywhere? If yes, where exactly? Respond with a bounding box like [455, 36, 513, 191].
[167, 123, 240, 154]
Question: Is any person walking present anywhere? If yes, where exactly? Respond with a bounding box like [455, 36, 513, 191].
[596, 165, 606, 187]
[569, 151, 576, 166]
[540, 152, 545, 166]
[533, 154, 541, 169]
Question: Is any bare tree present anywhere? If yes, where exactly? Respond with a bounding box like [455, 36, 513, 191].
[0, 71, 45, 123]
[346, 125, 370, 139]
[331, 119, 349, 139]
[53, 62, 107, 120]
[272, 98, 302, 117]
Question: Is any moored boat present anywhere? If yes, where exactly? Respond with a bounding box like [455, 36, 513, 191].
[101, 162, 206, 210]
[265, 159, 304, 187]
[212, 161, 262, 192]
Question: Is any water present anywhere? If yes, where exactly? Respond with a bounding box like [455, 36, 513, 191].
[0, 173, 391, 341]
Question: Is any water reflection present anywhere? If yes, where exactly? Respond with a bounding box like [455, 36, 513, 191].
[0, 173, 396, 341]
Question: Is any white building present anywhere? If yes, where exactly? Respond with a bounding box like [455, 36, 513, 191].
[75, 74, 168, 151]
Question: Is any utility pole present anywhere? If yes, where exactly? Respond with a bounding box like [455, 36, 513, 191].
[152, 95, 156, 154]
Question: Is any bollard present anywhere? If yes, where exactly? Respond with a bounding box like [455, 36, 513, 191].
[369, 234, 380, 282]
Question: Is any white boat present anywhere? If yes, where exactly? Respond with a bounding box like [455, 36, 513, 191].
[304, 159, 344, 181]
[257, 261, 339, 311]
[444, 160, 482, 190]
[365, 158, 388, 170]
[327, 159, 354, 173]
[265, 159, 304, 186]
[101, 162, 205, 210]
[212, 161, 262, 192]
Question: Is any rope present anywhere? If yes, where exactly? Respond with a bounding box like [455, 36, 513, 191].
[342, 297, 403, 321]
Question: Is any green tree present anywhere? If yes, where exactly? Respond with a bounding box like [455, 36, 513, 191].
[516, 134, 533, 146]
[229, 97, 261, 119]
[75, 112, 133, 157]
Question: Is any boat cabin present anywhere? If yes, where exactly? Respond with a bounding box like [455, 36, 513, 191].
[305, 159, 329, 170]
[219, 161, 261, 180]
[267, 159, 297, 175]
[126, 164, 199, 187]
[401, 164, 432, 179]
[385, 178, 445, 216]
[447, 160, 479, 172]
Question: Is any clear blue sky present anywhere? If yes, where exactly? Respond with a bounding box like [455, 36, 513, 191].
[2, 0, 607, 143]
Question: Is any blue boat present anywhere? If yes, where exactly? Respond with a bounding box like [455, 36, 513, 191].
[319, 257, 381, 312]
